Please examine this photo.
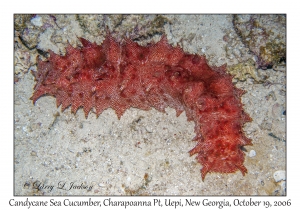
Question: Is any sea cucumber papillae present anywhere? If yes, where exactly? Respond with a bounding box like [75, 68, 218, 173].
[31, 35, 252, 180]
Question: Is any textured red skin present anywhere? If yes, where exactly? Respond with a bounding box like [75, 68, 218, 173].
[31, 35, 252, 180]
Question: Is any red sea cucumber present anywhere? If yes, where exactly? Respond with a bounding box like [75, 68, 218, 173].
[31, 34, 252, 180]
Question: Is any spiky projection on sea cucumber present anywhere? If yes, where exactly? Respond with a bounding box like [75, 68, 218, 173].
[31, 34, 252, 180]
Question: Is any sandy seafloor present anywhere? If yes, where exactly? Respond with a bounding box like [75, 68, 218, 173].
[14, 14, 286, 195]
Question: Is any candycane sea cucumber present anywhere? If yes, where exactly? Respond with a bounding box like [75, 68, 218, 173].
[31, 34, 252, 180]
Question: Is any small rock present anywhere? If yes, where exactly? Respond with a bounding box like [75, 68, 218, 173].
[21, 28, 40, 49]
[98, 183, 105, 187]
[68, 147, 74, 153]
[273, 170, 286, 182]
[249, 150, 256, 157]
[31, 15, 43, 27]
[30, 151, 37, 156]
[145, 126, 153, 133]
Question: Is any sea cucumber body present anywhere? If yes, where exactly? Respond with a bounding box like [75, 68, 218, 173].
[31, 35, 252, 180]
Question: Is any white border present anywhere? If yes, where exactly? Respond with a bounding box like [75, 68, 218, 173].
[2, 0, 299, 209]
